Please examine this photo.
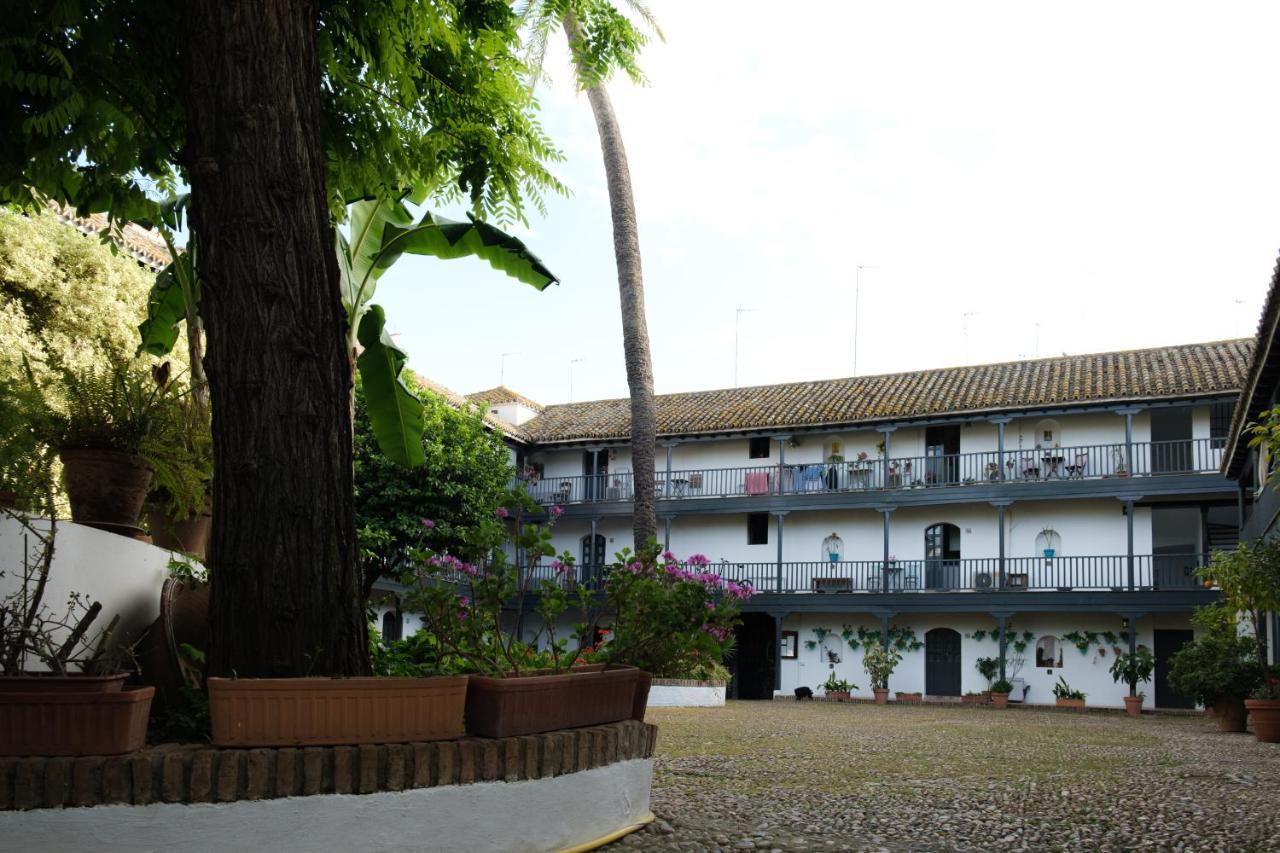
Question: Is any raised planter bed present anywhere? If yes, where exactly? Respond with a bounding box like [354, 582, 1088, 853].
[467, 665, 641, 738]
[1055, 697, 1086, 710]
[0, 685, 153, 756]
[0, 674, 127, 694]
[208, 676, 467, 747]
[894, 692, 922, 704]
[961, 692, 991, 705]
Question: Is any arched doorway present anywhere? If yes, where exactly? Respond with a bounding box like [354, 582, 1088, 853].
[925, 628, 962, 696]
[924, 523, 961, 589]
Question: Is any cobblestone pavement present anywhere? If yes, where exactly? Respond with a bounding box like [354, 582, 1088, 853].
[607, 701, 1280, 852]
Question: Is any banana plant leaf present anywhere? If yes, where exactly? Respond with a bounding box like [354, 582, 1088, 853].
[136, 237, 197, 357]
[356, 305, 426, 468]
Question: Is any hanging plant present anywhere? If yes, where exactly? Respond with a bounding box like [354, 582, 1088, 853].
[840, 624, 860, 650]
[1101, 631, 1119, 646]
[813, 627, 830, 643]
[1011, 631, 1035, 654]
[803, 640, 817, 651]
[968, 628, 989, 642]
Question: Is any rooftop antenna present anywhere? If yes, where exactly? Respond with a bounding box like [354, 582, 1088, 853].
[499, 352, 519, 386]
[853, 265, 877, 376]
[962, 312, 980, 361]
[568, 358, 584, 403]
[734, 307, 756, 388]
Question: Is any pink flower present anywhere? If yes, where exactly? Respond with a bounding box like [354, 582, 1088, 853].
[551, 559, 571, 575]
[420, 518, 435, 529]
[687, 553, 710, 567]
[662, 550, 677, 562]
[551, 505, 565, 518]
[495, 507, 509, 519]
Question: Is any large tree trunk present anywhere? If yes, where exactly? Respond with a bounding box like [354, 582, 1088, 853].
[565, 22, 659, 551]
[184, 0, 369, 677]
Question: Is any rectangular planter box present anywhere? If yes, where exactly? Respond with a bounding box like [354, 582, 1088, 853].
[1055, 697, 1086, 710]
[208, 676, 467, 747]
[0, 686, 153, 755]
[466, 665, 641, 738]
[895, 693, 922, 703]
[0, 674, 127, 694]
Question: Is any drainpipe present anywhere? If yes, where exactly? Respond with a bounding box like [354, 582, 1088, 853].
[1125, 499, 1135, 591]
[994, 501, 1009, 589]
[774, 511, 787, 592]
[880, 507, 893, 593]
[997, 614, 1009, 683]
[879, 613, 891, 648]
[1126, 615, 1139, 698]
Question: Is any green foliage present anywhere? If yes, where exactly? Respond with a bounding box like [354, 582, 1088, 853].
[861, 642, 901, 691]
[370, 630, 465, 678]
[2, 2, 564, 225]
[820, 672, 855, 694]
[1061, 630, 1102, 655]
[975, 656, 1000, 688]
[0, 372, 52, 508]
[991, 679, 1014, 694]
[143, 390, 212, 520]
[1248, 406, 1280, 489]
[1052, 677, 1085, 701]
[1167, 604, 1265, 705]
[671, 658, 730, 684]
[1201, 540, 1280, 627]
[44, 358, 169, 454]
[355, 376, 512, 579]
[521, 0, 663, 89]
[1109, 646, 1155, 691]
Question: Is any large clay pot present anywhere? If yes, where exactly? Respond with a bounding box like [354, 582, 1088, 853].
[991, 691, 1010, 709]
[1124, 695, 1144, 717]
[138, 579, 210, 710]
[59, 448, 152, 529]
[872, 687, 889, 705]
[146, 508, 212, 560]
[1212, 698, 1249, 733]
[1245, 699, 1280, 743]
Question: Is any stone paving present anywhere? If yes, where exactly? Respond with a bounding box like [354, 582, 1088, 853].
[610, 700, 1280, 852]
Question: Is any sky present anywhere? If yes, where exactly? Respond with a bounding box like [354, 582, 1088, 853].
[373, 1, 1280, 407]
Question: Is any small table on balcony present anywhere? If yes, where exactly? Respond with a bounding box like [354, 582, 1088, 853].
[1041, 454, 1065, 478]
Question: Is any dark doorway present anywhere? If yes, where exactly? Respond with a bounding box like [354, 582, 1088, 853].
[924, 523, 961, 589]
[731, 613, 777, 699]
[1150, 408, 1193, 473]
[1151, 506, 1200, 588]
[583, 449, 608, 500]
[580, 533, 606, 585]
[925, 628, 962, 696]
[925, 426, 961, 486]
[1153, 629, 1196, 709]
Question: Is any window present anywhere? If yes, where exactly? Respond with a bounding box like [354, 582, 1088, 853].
[381, 610, 403, 643]
[1210, 402, 1232, 449]
[749, 437, 771, 459]
[1035, 636, 1062, 668]
[747, 512, 769, 545]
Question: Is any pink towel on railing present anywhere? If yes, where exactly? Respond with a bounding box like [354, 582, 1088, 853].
[744, 472, 770, 495]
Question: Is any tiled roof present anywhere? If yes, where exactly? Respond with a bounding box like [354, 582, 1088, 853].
[466, 386, 544, 412]
[1223, 253, 1280, 477]
[406, 373, 528, 443]
[52, 205, 173, 271]
[521, 340, 1253, 445]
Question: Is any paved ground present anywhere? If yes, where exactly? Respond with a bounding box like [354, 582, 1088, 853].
[610, 700, 1280, 852]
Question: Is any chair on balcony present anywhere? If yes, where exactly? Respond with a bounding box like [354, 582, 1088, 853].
[1064, 452, 1088, 478]
[1020, 456, 1040, 479]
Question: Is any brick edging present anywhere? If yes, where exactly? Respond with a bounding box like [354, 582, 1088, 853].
[0, 720, 657, 811]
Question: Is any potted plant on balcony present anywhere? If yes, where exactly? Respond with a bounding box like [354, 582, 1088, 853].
[0, 512, 154, 755]
[990, 679, 1013, 709]
[986, 461, 1001, 482]
[862, 641, 901, 704]
[1052, 676, 1086, 709]
[821, 672, 854, 702]
[1109, 646, 1155, 716]
[1168, 604, 1265, 734]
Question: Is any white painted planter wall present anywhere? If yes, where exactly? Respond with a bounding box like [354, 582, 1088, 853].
[0, 517, 173, 665]
[648, 682, 726, 707]
[1, 758, 655, 853]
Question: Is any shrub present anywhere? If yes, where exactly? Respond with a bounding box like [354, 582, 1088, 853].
[1108, 646, 1155, 693]
[1052, 676, 1085, 701]
[1168, 605, 1264, 706]
[862, 642, 901, 690]
[991, 678, 1014, 694]
[821, 672, 855, 694]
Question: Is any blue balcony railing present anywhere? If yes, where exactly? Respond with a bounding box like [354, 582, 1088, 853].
[519, 438, 1224, 506]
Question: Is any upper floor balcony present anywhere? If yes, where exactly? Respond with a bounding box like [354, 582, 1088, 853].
[521, 437, 1227, 507]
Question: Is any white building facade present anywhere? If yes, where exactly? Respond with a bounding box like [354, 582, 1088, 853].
[388, 341, 1252, 710]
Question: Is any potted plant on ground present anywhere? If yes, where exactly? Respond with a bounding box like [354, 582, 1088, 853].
[1109, 646, 1155, 717]
[894, 690, 922, 703]
[975, 655, 1000, 703]
[990, 678, 1013, 709]
[144, 390, 214, 559]
[1248, 677, 1280, 743]
[862, 641, 901, 705]
[0, 511, 154, 755]
[1052, 676, 1086, 709]
[821, 672, 854, 701]
[1168, 604, 1264, 733]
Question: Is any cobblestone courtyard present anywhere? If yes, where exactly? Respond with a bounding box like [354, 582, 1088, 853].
[613, 701, 1280, 852]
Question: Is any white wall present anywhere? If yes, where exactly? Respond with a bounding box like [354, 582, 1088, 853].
[0, 517, 173, 670]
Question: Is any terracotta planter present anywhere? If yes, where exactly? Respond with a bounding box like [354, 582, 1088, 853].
[146, 508, 212, 560]
[466, 665, 641, 738]
[1055, 697, 1086, 710]
[962, 692, 990, 705]
[826, 691, 850, 702]
[59, 448, 152, 529]
[0, 685, 153, 755]
[1245, 699, 1280, 743]
[1123, 695, 1144, 717]
[0, 673, 127, 693]
[872, 687, 889, 705]
[895, 693, 922, 704]
[631, 670, 653, 721]
[139, 579, 210, 710]
[991, 691, 1010, 709]
[1212, 699, 1248, 733]
[208, 676, 467, 747]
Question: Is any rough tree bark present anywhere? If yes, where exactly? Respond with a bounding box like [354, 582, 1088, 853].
[565, 20, 659, 551]
[184, 0, 369, 677]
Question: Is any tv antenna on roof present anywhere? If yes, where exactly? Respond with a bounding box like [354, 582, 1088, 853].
[499, 352, 519, 386]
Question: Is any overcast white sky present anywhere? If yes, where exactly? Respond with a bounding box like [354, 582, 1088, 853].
[375, 1, 1280, 406]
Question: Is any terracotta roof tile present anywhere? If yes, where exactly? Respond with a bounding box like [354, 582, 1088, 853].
[404, 373, 528, 443]
[465, 386, 544, 412]
[521, 340, 1252, 445]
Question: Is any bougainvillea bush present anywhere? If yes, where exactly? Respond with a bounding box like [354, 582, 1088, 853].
[397, 489, 750, 678]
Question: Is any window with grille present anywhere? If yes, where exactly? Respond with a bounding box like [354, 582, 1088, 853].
[1210, 402, 1232, 448]
[747, 512, 769, 545]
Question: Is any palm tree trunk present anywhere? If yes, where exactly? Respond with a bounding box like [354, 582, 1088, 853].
[564, 20, 658, 550]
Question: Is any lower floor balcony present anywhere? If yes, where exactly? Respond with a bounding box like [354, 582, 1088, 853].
[529, 553, 1213, 595]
